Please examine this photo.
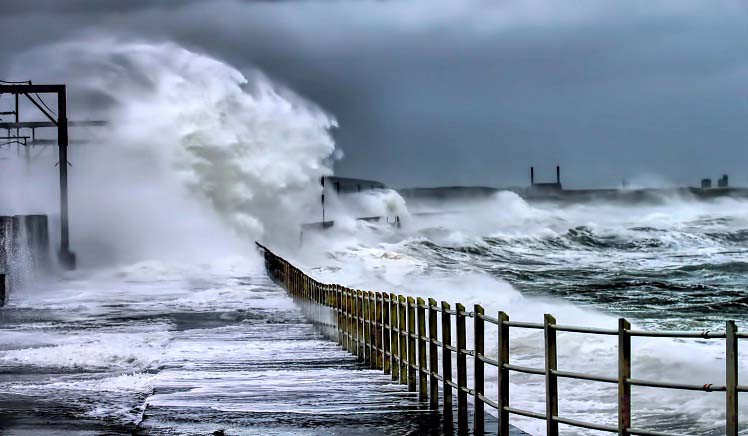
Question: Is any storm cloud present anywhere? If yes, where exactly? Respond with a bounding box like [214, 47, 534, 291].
[2, 0, 748, 188]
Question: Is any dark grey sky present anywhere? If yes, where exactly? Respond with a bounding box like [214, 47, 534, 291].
[2, 1, 748, 188]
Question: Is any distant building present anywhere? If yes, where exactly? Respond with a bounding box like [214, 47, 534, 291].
[718, 174, 729, 188]
[701, 178, 712, 189]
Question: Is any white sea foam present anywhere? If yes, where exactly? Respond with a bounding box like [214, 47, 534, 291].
[294, 191, 748, 434]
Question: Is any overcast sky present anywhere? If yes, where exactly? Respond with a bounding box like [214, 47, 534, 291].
[2, 0, 748, 188]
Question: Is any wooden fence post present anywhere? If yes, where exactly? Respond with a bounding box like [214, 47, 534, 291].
[442, 301, 453, 416]
[383, 293, 391, 374]
[726, 320, 738, 436]
[498, 311, 509, 436]
[391, 293, 400, 381]
[417, 297, 428, 401]
[399, 295, 408, 385]
[428, 297, 439, 410]
[456, 303, 468, 430]
[618, 318, 631, 436]
[375, 292, 383, 370]
[474, 304, 485, 435]
[407, 296, 417, 392]
[544, 314, 559, 436]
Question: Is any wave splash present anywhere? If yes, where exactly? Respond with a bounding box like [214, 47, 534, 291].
[8, 38, 338, 261]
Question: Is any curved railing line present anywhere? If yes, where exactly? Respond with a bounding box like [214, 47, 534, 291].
[256, 242, 742, 436]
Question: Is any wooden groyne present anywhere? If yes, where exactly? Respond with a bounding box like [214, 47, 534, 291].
[256, 242, 746, 436]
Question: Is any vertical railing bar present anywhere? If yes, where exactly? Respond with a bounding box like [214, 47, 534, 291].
[370, 291, 376, 368]
[544, 314, 559, 436]
[428, 297, 439, 410]
[726, 320, 738, 436]
[399, 295, 408, 385]
[417, 297, 428, 401]
[349, 289, 355, 355]
[358, 290, 365, 361]
[391, 293, 400, 381]
[375, 292, 383, 370]
[383, 292, 391, 374]
[474, 304, 485, 435]
[337, 286, 343, 346]
[442, 301, 453, 417]
[619, 318, 631, 436]
[364, 291, 371, 365]
[456, 302, 468, 431]
[498, 311, 510, 436]
[407, 296, 417, 392]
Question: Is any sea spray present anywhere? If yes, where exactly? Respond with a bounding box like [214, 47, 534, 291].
[6, 38, 338, 263]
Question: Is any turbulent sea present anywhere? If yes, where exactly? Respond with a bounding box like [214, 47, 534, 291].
[2, 39, 746, 436]
[296, 191, 748, 435]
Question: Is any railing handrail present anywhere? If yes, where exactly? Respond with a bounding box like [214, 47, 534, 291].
[255, 242, 742, 436]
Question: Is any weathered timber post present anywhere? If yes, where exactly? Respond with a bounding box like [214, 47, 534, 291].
[375, 292, 383, 369]
[456, 303, 468, 430]
[544, 314, 559, 436]
[618, 318, 631, 436]
[428, 297, 439, 409]
[417, 297, 427, 401]
[383, 293, 391, 374]
[399, 295, 408, 385]
[363, 291, 371, 364]
[474, 304, 485, 435]
[407, 296, 417, 392]
[442, 301, 453, 416]
[498, 311, 510, 435]
[726, 320, 738, 436]
[391, 293, 400, 381]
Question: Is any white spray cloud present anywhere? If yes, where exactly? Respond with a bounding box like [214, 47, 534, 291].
[5, 38, 337, 263]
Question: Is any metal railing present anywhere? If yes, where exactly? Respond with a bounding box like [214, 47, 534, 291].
[256, 242, 744, 435]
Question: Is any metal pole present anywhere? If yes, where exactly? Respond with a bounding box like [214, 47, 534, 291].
[356, 289, 366, 362]
[474, 304, 485, 435]
[428, 298, 439, 409]
[726, 320, 738, 436]
[497, 311, 510, 435]
[417, 297, 427, 401]
[407, 296, 417, 392]
[363, 291, 370, 365]
[544, 314, 559, 436]
[456, 303, 468, 430]
[383, 293, 391, 374]
[442, 301, 453, 416]
[391, 293, 400, 381]
[399, 295, 408, 385]
[618, 318, 631, 436]
[375, 292, 383, 370]
[57, 87, 74, 269]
